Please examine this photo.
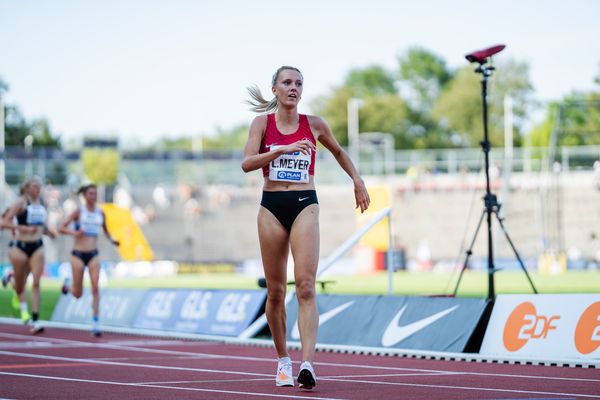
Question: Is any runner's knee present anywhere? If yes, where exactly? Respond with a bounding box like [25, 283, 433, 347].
[295, 280, 316, 303]
[267, 283, 286, 305]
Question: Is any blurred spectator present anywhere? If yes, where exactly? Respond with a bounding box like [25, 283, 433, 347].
[113, 186, 133, 209]
[589, 232, 600, 270]
[152, 184, 171, 210]
[183, 196, 203, 245]
[593, 160, 600, 190]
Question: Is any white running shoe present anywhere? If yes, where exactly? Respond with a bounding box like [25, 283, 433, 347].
[92, 320, 102, 337]
[61, 278, 70, 295]
[275, 358, 294, 387]
[297, 361, 316, 390]
[29, 320, 45, 335]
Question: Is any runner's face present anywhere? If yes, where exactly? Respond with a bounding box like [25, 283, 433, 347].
[85, 188, 98, 204]
[272, 70, 303, 108]
[27, 181, 42, 198]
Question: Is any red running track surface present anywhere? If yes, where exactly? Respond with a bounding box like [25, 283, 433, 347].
[0, 323, 599, 400]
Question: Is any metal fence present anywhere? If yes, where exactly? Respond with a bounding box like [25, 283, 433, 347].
[2, 145, 599, 186]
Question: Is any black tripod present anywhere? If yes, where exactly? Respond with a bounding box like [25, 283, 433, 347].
[453, 46, 537, 301]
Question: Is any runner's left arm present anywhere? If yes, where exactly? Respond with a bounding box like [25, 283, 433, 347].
[101, 211, 119, 246]
[311, 115, 370, 213]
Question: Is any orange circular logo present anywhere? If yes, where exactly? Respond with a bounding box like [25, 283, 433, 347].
[574, 301, 600, 355]
[503, 302, 536, 351]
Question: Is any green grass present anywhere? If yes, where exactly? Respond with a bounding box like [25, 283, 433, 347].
[1, 270, 598, 321]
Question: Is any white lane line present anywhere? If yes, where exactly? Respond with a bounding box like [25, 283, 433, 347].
[0, 371, 347, 400]
[1, 331, 598, 384]
[133, 378, 272, 385]
[0, 350, 270, 378]
[0, 342, 95, 350]
[2, 367, 597, 399]
[314, 359, 600, 383]
[0, 332, 268, 362]
[320, 372, 461, 379]
[131, 373, 457, 385]
[92, 356, 214, 361]
[321, 377, 600, 399]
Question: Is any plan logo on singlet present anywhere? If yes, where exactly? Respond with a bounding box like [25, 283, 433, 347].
[277, 171, 303, 181]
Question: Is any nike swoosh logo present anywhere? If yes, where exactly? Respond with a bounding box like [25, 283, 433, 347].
[381, 305, 459, 347]
[291, 301, 355, 340]
[298, 197, 309, 202]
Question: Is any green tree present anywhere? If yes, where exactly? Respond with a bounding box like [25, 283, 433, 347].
[529, 103, 557, 147]
[395, 47, 457, 148]
[311, 86, 355, 146]
[360, 94, 411, 148]
[82, 148, 119, 185]
[431, 67, 482, 146]
[345, 65, 397, 97]
[204, 124, 249, 150]
[312, 65, 408, 147]
[555, 92, 600, 146]
[433, 59, 534, 147]
[398, 47, 452, 112]
[158, 137, 192, 151]
[29, 118, 61, 147]
[4, 103, 61, 148]
[4, 105, 30, 146]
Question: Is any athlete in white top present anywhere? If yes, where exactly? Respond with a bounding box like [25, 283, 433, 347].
[58, 184, 119, 337]
[1, 176, 56, 333]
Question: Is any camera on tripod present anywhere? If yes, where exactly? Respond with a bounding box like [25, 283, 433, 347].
[453, 44, 537, 300]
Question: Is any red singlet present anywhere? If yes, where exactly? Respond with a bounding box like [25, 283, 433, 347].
[259, 113, 317, 179]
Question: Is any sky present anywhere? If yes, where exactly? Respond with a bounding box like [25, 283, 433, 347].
[1, 0, 599, 147]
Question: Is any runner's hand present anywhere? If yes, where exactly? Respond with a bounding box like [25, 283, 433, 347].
[354, 178, 370, 213]
[284, 139, 315, 155]
[46, 228, 58, 239]
[21, 226, 37, 234]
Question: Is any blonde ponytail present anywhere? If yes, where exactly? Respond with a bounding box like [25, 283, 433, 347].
[246, 66, 303, 114]
[246, 85, 278, 114]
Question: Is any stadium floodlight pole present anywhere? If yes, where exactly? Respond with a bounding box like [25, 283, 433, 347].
[347, 98, 363, 164]
[453, 44, 537, 301]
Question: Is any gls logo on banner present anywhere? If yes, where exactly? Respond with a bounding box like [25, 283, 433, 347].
[503, 302, 560, 351]
[145, 291, 176, 318]
[574, 301, 600, 355]
[180, 291, 213, 320]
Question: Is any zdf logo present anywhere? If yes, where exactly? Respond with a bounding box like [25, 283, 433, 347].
[502, 302, 560, 352]
[574, 301, 600, 355]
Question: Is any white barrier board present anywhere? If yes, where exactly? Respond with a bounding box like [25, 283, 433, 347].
[481, 294, 600, 359]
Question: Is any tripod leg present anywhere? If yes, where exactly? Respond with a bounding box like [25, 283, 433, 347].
[453, 210, 486, 296]
[494, 212, 538, 294]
